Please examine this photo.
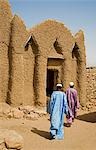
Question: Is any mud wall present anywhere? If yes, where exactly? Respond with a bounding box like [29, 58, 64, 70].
[86, 67, 96, 109]
[0, 0, 12, 103]
[74, 30, 86, 106]
[8, 15, 34, 106]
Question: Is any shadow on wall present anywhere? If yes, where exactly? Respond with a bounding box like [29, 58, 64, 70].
[77, 112, 96, 123]
[31, 127, 50, 140]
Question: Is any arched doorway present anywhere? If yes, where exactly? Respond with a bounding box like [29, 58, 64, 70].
[46, 69, 58, 97]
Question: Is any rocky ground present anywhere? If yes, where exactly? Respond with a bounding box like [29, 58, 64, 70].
[0, 103, 96, 150]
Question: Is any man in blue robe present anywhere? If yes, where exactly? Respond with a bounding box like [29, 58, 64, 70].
[50, 83, 68, 140]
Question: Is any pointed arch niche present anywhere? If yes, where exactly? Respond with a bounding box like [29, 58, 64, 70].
[72, 42, 82, 102]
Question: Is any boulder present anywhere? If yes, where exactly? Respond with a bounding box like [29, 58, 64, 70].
[0, 129, 23, 149]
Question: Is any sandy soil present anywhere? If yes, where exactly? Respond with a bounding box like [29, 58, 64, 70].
[0, 110, 96, 150]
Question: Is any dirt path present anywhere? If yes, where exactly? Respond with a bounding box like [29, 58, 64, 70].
[0, 110, 96, 150]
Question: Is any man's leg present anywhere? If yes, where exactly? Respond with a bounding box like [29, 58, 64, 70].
[66, 116, 72, 127]
[50, 125, 57, 139]
[56, 125, 64, 140]
[56, 116, 64, 140]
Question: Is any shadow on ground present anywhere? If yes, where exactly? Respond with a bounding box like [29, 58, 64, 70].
[31, 127, 50, 140]
[76, 111, 96, 123]
[64, 123, 71, 127]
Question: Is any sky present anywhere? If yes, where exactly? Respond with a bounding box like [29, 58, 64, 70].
[9, 0, 96, 67]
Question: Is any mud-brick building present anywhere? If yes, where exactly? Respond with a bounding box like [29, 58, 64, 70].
[0, 0, 86, 109]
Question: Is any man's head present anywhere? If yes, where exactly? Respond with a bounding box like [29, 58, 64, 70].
[69, 82, 74, 88]
[56, 83, 62, 90]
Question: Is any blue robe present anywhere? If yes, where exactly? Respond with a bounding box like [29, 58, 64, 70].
[50, 91, 68, 140]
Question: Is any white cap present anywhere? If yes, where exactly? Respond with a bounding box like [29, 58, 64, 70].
[69, 82, 74, 86]
[56, 83, 62, 87]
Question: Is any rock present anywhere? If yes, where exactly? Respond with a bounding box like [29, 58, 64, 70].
[0, 129, 23, 150]
[26, 112, 38, 120]
[18, 105, 34, 114]
[0, 137, 6, 149]
[0, 103, 11, 115]
[2, 148, 8, 150]
[4, 130, 23, 149]
[34, 110, 47, 116]
[0, 104, 46, 120]
[0, 138, 4, 145]
[7, 112, 13, 118]
[8, 149, 17, 150]
[11, 108, 24, 119]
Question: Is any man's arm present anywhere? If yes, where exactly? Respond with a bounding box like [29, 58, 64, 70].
[74, 90, 80, 109]
[49, 92, 55, 114]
